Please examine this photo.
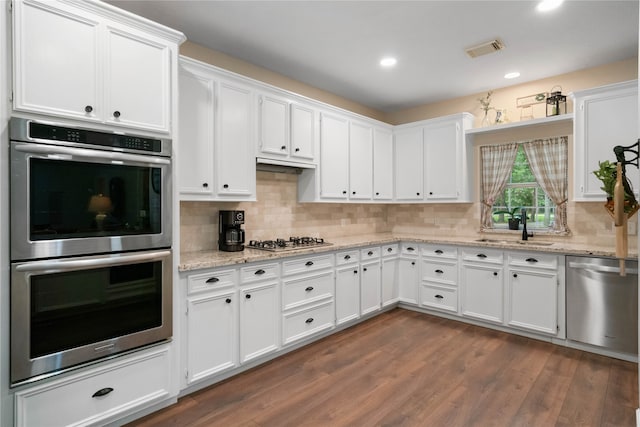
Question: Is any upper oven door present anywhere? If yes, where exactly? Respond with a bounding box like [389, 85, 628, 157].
[10, 141, 172, 261]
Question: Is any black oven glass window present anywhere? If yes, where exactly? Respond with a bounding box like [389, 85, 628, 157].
[29, 261, 163, 358]
[29, 158, 162, 240]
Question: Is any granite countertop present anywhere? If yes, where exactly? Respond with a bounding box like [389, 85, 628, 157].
[179, 233, 638, 272]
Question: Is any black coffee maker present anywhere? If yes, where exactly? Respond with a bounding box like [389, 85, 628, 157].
[219, 210, 245, 252]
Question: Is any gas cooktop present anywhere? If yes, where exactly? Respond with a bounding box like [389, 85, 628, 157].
[247, 237, 331, 252]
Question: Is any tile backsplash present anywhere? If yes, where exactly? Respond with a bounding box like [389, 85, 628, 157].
[180, 171, 637, 253]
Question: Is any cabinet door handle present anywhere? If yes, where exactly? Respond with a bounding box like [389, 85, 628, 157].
[255, 269, 265, 275]
[92, 387, 114, 398]
[406, 247, 415, 252]
[206, 277, 219, 283]
[387, 247, 393, 252]
[353, 270, 358, 274]
[363, 267, 368, 272]
[352, 191, 356, 195]
[435, 294, 444, 299]
[525, 258, 538, 263]
[513, 273, 518, 278]
[477, 254, 487, 259]
[281, 145, 286, 150]
[344, 255, 351, 260]
[245, 294, 251, 299]
[435, 249, 443, 254]
[411, 261, 415, 266]
[305, 261, 314, 266]
[113, 110, 121, 118]
[493, 271, 498, 276]
[429, 191, 433, 195]
[342, 190, 347, 195]
[295, 147, 300, 152]
[435, 269, 443, 274]
[225, 298, 232, 304]
[367, 251, 374, 256]
[84, 105, 93, 113]
[376, 192, 380, 196]
[305, 318, 314, 324]
[202, 182, 209, 188]
[416, 192, 421, 196]
[305, 286, 314, 292]
[223, 184, 229, 189]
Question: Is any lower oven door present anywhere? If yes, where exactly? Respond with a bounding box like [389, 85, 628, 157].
[11, 249, 172, 385]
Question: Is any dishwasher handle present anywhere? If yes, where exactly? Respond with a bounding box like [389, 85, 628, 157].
[568, 261, 638, 275]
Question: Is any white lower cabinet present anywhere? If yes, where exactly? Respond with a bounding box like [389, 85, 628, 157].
[460, 248, 504, 324]
[420, 244, 458, 313]
[15, 346, 171, 427]
[398, 257, 419, 305]
[420, 283, 458, 313]
[240, 280, 280, 364]
[335, 260, 361, 325]
[381, 244, 399, 307]
[506, 252, 560, 336]
[361, 259, 382, 315]
[186, 288, 238, 384]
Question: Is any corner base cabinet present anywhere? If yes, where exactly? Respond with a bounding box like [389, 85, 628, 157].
[14, 346, 171, 427]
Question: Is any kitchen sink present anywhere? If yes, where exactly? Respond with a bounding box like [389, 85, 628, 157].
[475, 238, 555, 246]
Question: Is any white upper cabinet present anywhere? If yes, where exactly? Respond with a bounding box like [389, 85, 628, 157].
[373, 128, 394, 200]
[319, 112, 349, 199]
[424, 118, 462, 200]
[394, 127, 424, 201]
[572, 80, 639, 201]
[178, 57, 255, 201]
[258, 93, 316, 166]
[12, 0, 183, 134]
[349, 121, 373, 199]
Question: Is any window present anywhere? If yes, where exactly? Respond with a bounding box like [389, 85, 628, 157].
[491, 145, 556, 230]
[480, 137, 569, 234]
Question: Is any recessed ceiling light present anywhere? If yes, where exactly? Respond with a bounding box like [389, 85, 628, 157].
[380, 57, 397, 67]
[537, 0, 564, 12]
[504, 72, 521, 79]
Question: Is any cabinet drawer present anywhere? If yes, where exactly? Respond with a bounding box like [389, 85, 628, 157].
[508, 252, 558, 270]
[462, 247, 503, 264]
[421, 244, 458, 259]
[336, 250, 359, 266]
[420, 283, 458, 313]
[282, 254, 333, 276]
[240, 263, 279, 283]
[187, 269, 237, 294]
[422, 260, 457, 284]
[382, 244, 399, 257]
[401, 243, 419, 256]
[283, 271, 334, 310]
[283, 300, 334, 345]
[15, 347, 171, 427]
[360, 247, 381, 260]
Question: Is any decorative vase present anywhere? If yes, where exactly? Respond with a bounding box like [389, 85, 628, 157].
[481, 110, 491, 127]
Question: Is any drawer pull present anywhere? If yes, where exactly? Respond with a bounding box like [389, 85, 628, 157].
[245, 294, 251, 299]
[493, 271, 498, 276]
[92, 387, 114, 398]
[206, 277, 219, 283]
[406, 247, 415, 252]
[411, 261, 415, 266]
[305, 286, 314, 292]
[367, 251, 374, 256]
[435, 269, 444, 274]
[363, 267, 368, 272]
[387, 247, 393, 252]
[353, 270, 358, 274]
[305, 318, 314, 324]
[477, 254, 487, 259]
[225, 298, 232, 304]
[305, 261, 314, 266]
[255, 269, 265, 275]
[435, 294, 444, 299]
[513, 273, 518, 278]
[435, 249, 444, 254]
[525, 258, 538, 263]
[344, 255, 351, 260]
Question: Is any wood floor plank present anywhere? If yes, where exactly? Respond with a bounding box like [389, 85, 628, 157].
[126, 309, 638, 427]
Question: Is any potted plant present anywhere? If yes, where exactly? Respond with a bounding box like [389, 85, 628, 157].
[593, 160, 638, 213]
[493, 207, 522, 230]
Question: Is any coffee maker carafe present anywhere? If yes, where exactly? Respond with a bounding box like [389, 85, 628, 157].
[219, 210, 245, 252]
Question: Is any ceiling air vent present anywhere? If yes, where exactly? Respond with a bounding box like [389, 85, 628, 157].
[465, 39, 505, 58]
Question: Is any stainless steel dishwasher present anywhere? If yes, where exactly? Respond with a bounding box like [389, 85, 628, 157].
[566, 256, 638, 355]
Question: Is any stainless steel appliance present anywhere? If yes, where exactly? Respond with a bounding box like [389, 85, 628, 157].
[219, 210, 245, 252]
[10, 117, 172, 260]
[247, 236, 331, 252]
[9, 118, 173, 385]
[566, 256, 638, 355]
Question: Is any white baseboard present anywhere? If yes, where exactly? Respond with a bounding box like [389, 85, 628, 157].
[636, 408, 639, 427]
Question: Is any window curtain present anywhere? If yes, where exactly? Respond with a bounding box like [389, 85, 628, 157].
[522, 136, 569, 233]
[480, 143, 519, 229]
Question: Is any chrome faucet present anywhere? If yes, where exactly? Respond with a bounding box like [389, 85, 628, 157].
[521, 208, 533, 240]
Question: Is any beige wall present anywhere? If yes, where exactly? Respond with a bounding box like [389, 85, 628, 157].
[179, 43, 638, 254]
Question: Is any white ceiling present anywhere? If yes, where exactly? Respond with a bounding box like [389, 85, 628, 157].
[107, 0, 638, 113]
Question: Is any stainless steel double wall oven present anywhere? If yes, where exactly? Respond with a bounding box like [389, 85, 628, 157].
[9, 117, 173, 385]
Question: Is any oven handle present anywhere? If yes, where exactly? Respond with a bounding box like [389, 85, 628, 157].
[14, 143, 170, 165]
[15, 250, 172, 273]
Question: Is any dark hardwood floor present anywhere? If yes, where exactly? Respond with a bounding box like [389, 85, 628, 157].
[126, 309, 638, 427]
